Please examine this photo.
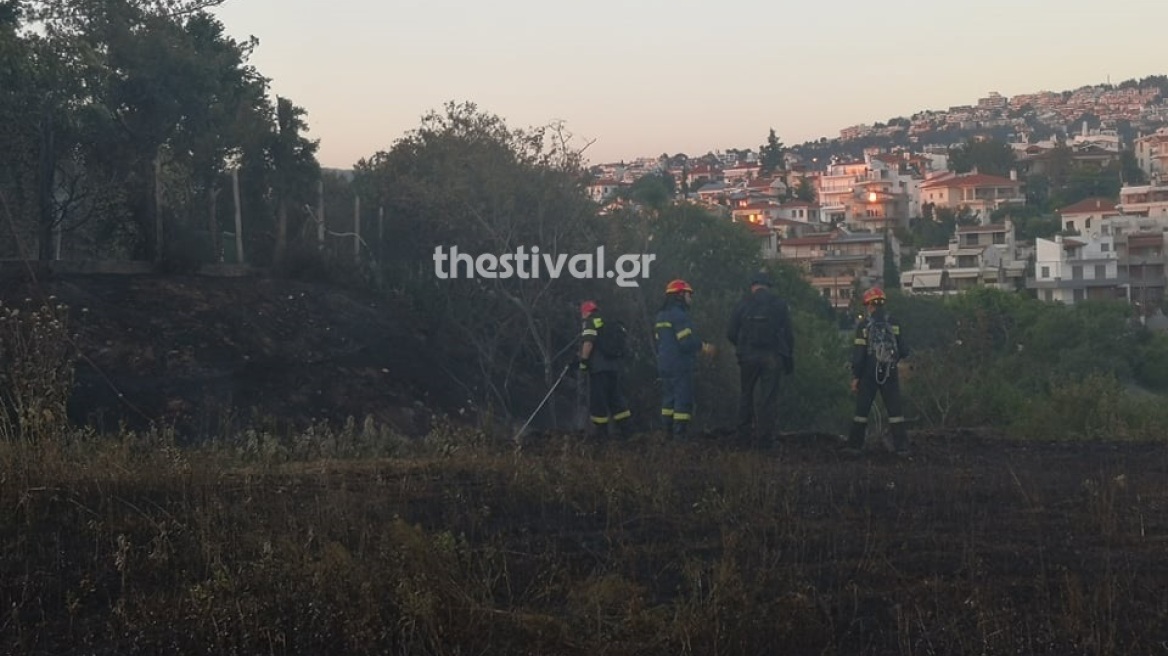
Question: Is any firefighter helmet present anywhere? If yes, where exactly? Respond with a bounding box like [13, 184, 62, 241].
[579, 300, 598, 317]
[862, 287, 886, 305]
[665, 279, 694, 295]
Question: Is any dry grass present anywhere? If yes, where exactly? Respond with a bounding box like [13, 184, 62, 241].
[2, 424, 1168, 655]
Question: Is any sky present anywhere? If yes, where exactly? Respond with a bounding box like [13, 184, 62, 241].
[210, 0, 1166, 170]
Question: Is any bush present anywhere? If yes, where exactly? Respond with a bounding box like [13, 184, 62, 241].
[0, 298, 77, 442]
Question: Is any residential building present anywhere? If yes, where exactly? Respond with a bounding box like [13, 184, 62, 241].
[1028, 233, 1122, 304]
[1058, 197, 1121, 235]
[1117, 180, 1168, 218]
[815, 156, 912, 231]
[1134, 128, 1168, 179]
[587, 179, 625, 204]
[778, 228, 899, 309]
[732, 201, 782, 227]
[919, 171, 1025, 222]
[901, 221, 1027, 294]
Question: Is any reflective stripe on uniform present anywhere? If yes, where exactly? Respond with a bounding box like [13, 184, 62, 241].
[613, 410, 631, 421]
[673, 412, 692, 422]
[582, 329, 598, 337]
[854, 338, 867, 345]
[591, 416, 610, 424]
[655, 321, 673, 329]
[661, 408, 674, 416]
[676, 328, 693, 340]
[888, 416, 905, 423]
[892, 325, 900, 335]
[853, 416, 869, 423]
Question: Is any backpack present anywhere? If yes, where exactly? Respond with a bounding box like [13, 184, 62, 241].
[595, 319, 628, 359]
[739, 295, 788, 351]
[866, 317, 899, 368]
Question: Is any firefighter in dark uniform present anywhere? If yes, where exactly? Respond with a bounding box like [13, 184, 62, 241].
[655, 279, 711, 440]
[846, 287, 911, 455]
[727, 272, 795, 447]
[578, 300, 631, 439]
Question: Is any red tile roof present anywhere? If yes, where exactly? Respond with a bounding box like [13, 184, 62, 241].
[1058, 197, 1118, 215]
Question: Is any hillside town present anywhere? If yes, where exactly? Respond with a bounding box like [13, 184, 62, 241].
[586, 81, 1168, 324]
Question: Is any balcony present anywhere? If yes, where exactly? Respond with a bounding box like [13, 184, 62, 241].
[1026, 275, 1129, 290]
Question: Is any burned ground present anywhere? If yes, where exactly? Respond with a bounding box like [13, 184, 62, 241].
[1, 270, 476, 438]
[3, 429, 1168, 654]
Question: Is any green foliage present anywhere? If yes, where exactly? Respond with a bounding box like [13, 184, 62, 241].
[354, 102, 600, 416]
[947, 138, 1017, 177]
[758, 128, 784, 175]
[619, 171, 673, 211]
[792, 177, 816, 203]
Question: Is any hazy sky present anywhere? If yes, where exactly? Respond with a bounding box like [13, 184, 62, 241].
[210, 0, 1165, 169]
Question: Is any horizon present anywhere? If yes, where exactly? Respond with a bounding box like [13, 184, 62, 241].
[210, 0, 1166, 169]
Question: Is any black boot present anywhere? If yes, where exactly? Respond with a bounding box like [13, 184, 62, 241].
[891, 423, 910, 456]
[590, 422, 608, 441]
[614, 419, 630, 441]
[843, 420, 867, 455]
[672, 421, 689, 441]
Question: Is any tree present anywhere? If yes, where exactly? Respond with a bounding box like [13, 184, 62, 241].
[758, 128, 785, 175]
[793, 178, 816, 203]
[28, 0, 271, 261]
[267, 97, 320, 267]
[354, 102, 601, 418]
[948, 138, 1017, 177]
[620, 172, 673, 211]
[882, 230, 899, 289]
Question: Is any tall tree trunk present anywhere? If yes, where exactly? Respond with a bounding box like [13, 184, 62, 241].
[207, 184, 221, 262]
[153, 151, 163, 263]
[36, 108, 55, 261]
[274, 195, 288, 266]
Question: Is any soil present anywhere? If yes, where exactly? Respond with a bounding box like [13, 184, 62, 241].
[0, 270, 473, 437]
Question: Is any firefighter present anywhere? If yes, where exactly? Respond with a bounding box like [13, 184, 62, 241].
[727, 272, 795, 447]
[846, 287, 911, 456]
[655, 279, 712, 440]
[578, 300, 631, 439]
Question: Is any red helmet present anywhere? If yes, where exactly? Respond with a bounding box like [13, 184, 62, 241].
[862, 287, 886, 305]
[665, 279, 694, 295]
[579, 300, 598, 317]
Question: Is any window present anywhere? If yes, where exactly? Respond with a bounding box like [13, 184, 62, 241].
[1095, 265, 1106, 279]
[1067, 221, 1075, 232]
[1101, 243, 1110, 252]
[1044, 290, 1053, 301]
[1074, 288, 1085, 302]
[993, 232, 1005, 245]
[1041, 266, 1050, 277]
[1072, 265, 1083, 280]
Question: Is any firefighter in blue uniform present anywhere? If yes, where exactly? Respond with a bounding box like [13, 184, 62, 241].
[655, 279, 711, 440]
[578, 300, 631, 439]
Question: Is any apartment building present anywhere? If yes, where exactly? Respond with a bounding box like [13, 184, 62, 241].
[1028, 233, 1122, 304]
[919, 171, 1025, 222]
[901, 221, 1027, 294]
[778, 228, 899, 309]
[1117, 180, 1168, 218]
[1134, 127, 1168, 179]
[1100, 214, 1168, 315]
[815, 157, 912, 231]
